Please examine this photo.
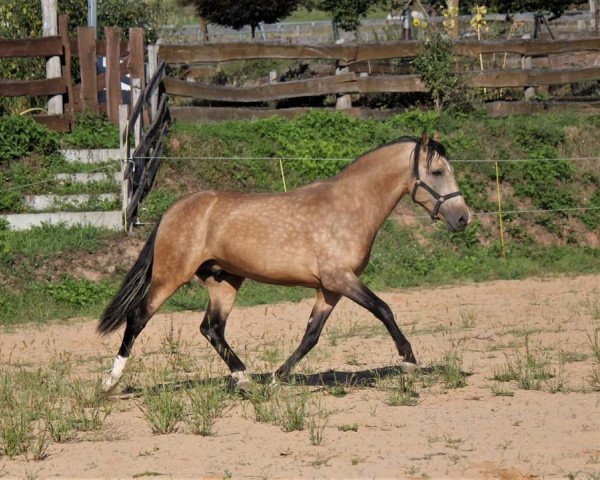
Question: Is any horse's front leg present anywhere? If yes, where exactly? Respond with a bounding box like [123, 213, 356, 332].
[323, 271, 417, 368]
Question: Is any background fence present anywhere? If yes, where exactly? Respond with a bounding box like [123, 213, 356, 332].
[158, 35, 600, 121]
[0, 15, 145, 130]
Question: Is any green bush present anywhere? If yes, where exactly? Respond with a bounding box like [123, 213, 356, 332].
[0, 116, 58, 165]
[61, 112, 119, 149]
[46, 276, 115, 307]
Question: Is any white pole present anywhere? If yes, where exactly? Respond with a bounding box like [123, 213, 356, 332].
[147, 45, 159, 120]
[41, 0, 63, 115]
[119, 104, 130, 231]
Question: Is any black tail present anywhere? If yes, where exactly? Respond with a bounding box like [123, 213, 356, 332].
[97, 222, 160, 336]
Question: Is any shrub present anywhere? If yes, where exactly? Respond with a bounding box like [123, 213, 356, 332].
[61, 111, 119, 149]
[0, 116, 58, 164]
[412, 33, 473, 112]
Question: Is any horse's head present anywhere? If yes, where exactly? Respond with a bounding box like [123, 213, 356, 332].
[409, 131, 471, 232]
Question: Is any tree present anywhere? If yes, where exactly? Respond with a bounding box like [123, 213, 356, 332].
[301, 0, 374, 32]
[193, 0, 300, 38]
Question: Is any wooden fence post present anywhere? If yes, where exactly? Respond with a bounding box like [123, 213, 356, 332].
[78, 26, 99, 113]
[128, 28, 145, 92]
[42, 0, 63, 114]
[335, 65, 352, 109]
[128, 27, 146, 122]
[148, 45, 159, 120]
[105, 27, 121, 124]
[119, 104, 130, 231]
[58, 15, 73, 117]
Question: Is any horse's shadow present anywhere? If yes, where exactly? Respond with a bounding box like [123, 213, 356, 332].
[124, 364, 449, 397]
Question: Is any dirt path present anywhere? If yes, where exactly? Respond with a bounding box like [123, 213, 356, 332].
[1, 275, 599, 479]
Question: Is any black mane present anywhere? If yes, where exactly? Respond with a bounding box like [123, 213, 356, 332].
[396, 135, 448, 176]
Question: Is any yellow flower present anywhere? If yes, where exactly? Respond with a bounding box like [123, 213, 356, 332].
[413, 18, 420, 28]
[421, 21, 428, 29]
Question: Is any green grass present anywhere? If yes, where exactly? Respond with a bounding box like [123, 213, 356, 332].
[492, 337, 554, 390]
[0, 361, 110, 459]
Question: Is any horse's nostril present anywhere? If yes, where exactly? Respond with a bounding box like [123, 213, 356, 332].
[458, 215, 468, 227]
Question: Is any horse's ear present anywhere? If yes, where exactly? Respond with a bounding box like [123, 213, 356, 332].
[433, 131, 440, 142]
[421, 130, 430, 150]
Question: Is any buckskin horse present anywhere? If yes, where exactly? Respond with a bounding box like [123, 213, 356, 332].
[98, 131, 471, 391]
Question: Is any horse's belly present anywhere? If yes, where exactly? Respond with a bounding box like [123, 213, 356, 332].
[213, 244, 320, 287]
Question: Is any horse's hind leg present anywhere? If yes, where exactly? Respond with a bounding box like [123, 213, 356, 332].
[275, 289, 340, 379]
[324, 272, 417, 367]
[199, 273, 248, 387]
[102, 279, 190, 391]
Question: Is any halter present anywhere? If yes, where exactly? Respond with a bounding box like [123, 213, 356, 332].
[411, 150, 463, 220]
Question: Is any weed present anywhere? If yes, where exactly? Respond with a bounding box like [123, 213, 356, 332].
[378, 373, 419, 406]
[559, 351, 588, 363]
[132, 472, 165, 479]
[0, 409, 32, 458]
[307, 415, 327, 446]
[161, 322, 195, 373]
[140, 385, 185, 434]
[276, 386, 309, 432]
[246, 383, 278, 424]
[45, 403, 78, 443]
[258, 345, 284, 366]
[459, 309, 477, 329]
[588, 329, 600, 363]
[492, 337, 553, 390]
[444, 435, 464, 450]
[490, 383, 514, 397]
[29, 431, 50, 461]
[589, 364, 600, 392]
[327, 384, 348, 397]
[585, 293, 600, 320]
[338, 423, 359, 432]
[435, 351, 468, 389]
[185, 379, 229, 436]
[547, 361, 568, 394]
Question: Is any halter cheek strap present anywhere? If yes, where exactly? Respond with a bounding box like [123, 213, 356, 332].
[411, 154, 462, 221]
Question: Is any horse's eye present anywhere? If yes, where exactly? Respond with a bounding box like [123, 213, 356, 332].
[432, 170, 443, 177]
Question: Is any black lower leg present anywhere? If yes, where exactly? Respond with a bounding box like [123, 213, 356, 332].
[275, 290, 340, 378]
[347, 282, 416, 363]
[275, 310, 329, 378]
[200, 308, 246, 373]
[117, 304, 151, 358]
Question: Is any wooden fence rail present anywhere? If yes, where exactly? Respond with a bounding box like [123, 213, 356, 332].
[158, 37, 600, 64]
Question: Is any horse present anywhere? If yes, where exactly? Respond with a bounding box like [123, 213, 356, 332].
[98, 131, 471, 391]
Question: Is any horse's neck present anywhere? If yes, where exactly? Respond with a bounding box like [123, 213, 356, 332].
[333, 142, 413, 229]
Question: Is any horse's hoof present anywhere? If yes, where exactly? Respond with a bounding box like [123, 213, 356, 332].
[231, 370, 252, 393]
[398, 361, 419, 374]
[101, 374, 120, 393]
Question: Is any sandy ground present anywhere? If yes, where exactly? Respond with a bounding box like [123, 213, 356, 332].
[1, 275, 600, 479]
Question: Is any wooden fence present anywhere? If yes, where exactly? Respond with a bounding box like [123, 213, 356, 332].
[0, 15, 145, 131]
[158, 36, 600, 120]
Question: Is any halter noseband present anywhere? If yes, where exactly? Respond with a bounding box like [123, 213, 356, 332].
[410, 149, 462, 220]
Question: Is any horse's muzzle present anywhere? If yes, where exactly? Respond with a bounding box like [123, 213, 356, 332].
[445, 208, 472, 232]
